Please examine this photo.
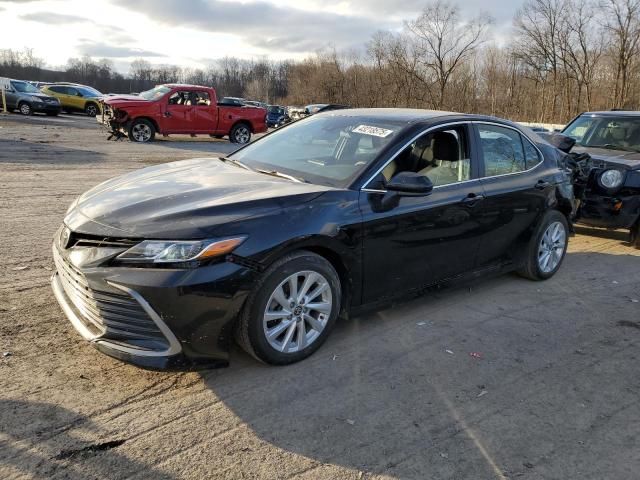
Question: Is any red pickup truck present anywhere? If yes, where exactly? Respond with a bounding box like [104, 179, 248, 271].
[100, 84, 267, 144]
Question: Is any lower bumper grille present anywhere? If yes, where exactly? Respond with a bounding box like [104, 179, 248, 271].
[53, 247, 172, 353]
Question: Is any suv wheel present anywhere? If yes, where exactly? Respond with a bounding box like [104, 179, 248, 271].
[19, 102, 32, 116]
[230, 123, 251, 144]
[128, 119, 156, 143]
[518, 210, 569, 280]
[85, 103, 98, 117]
[236, 251, 341, 365]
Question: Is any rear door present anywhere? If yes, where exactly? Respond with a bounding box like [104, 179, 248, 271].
[472, 122, 555, 267]
[190, 90, 218, 132]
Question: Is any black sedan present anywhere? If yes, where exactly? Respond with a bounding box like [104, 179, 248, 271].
[562, 111, 640, 248]
[51, 109, 574, 369]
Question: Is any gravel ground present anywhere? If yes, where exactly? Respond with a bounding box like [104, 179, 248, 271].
[1, 113, 639, 480]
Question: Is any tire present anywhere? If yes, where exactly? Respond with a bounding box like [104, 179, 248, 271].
[236, 251, 342, 365]
[517, 210, 569, 280]
[85, 103, 99, 117]
[630, 221, 640, 250]
[128, 119, 156, 143]
[18, 102, 32, 116]
[229, 123, 251, 144]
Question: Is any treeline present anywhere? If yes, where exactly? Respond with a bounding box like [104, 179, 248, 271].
[2, 0, 640, 123]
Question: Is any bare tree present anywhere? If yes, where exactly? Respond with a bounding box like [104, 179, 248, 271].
[406, 0, 492, 108]
[601, 0, 640, 107]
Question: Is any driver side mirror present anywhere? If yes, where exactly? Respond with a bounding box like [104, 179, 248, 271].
[386, 171, 434, 195]
[76, 92, 83, 97]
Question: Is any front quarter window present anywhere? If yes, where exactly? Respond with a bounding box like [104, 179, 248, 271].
[230, 115, 403, 187]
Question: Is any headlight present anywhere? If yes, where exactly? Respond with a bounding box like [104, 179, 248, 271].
[599, 169, 624, 189]
[30, 96, 44, 103]
[116, 237, 246, 264]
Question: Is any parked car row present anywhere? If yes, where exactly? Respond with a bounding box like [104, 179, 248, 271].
[0, 77, 105, 117]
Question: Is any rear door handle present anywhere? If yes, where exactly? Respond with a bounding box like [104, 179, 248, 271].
[535, 180, 551, 190]
[461, 193, 485, 207]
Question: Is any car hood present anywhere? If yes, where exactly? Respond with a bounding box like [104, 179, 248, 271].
[64, 157, 334, 239]
[103, 96, 150, 108]
[30, 93, 57, 101]
[573, 146, 640, 170]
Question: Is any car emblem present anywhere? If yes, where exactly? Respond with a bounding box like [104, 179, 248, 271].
[60, 227, 72, 249]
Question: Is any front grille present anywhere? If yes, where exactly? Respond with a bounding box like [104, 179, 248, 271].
[53, 247, 169, 351]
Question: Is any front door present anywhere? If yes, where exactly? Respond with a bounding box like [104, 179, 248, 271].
[359, 123, 486, 304]
[162, 90, 196, 133]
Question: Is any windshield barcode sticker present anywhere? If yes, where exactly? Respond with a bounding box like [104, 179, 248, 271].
[353, 125, 394, 138]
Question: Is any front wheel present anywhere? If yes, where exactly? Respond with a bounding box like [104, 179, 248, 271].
[236, 251, 342, 365]
[229, 123, 251, 144]
[518, 210, 569, 280]
[19, 102, 32, 116]
[128, 119, 155, 143]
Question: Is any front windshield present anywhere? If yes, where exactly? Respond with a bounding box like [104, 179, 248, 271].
[268, 106, 282, 114]
[139, 85, 171, 100]
[11, 81, 40, 94]
[563, 115, 640, 152]
[230, 114, 404, 187]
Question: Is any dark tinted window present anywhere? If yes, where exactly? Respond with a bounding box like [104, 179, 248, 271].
[522, 136, 542, 168]
[478, 124, 526, 176]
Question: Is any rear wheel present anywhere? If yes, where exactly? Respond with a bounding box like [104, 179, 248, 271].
[18, 102, 32, 116]
[85, 103, 98, 117]
[236, 251, 341, 365]
[518, 210, 569, 280]
[128, 119, 155, 143]
[230, 123, 251, 144]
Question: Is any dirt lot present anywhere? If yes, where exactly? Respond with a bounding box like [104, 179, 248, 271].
[1, 113, 640, 480]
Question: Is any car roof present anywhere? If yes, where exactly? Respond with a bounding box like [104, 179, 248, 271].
[580, 110, 640, 117]
[162, 84, 212, 89]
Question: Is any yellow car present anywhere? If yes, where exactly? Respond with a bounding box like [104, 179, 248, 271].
[40, 83, 103, 116]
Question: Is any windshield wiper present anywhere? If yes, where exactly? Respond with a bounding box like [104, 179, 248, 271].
[256, 169, 305, 183]
[219, 156, 253, 171]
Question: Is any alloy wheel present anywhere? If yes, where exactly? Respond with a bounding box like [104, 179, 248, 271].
[262, 270, 332, 353]
[20, 104, 32, 115]
[132, 123, 152, 142]
[234, 126, 250, 144]
[538, 221, 566, 273]
[86, 105, 98, 116]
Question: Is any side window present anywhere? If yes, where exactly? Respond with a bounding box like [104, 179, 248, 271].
[67, 87, 79, 96]
[191, 91, 211, 106]
[383, 126, 471, 187]
[522, 137, 542, 168]
[168, 91, 190, 105]
[478, 124, 526, 176]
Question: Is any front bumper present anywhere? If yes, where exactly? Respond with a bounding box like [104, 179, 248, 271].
[51, 243, 257, 369]
[33, 103, 61, 114]
[577, 193, 640, 229]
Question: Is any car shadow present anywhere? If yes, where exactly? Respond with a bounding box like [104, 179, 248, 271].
[0, 399, 177, 480]
[574, 225, 631, 243]
[150, 137, 242, 155]
[0, 139, 106, 164]
[196, 250, 640, 478]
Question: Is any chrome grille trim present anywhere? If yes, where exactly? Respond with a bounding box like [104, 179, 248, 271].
[52, 245, 182, 357]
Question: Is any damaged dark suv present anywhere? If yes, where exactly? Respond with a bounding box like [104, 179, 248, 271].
[562, 111, 640, 248]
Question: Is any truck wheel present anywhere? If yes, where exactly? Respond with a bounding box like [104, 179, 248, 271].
[85, 103, 98, 117]
[128, 119, 155, 143]
[230, 123, 251, 144]
[19, 102, 33, 116]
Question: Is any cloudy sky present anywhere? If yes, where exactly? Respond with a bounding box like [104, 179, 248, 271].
[0, 0, 525, 72]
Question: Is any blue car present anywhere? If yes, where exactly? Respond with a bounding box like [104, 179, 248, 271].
[266, 105, 288, 128]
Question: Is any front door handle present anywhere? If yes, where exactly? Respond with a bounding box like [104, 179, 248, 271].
[461, 193, 485, 207]
[164, 111, 171, 118]
[535, 180, 551, 190]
